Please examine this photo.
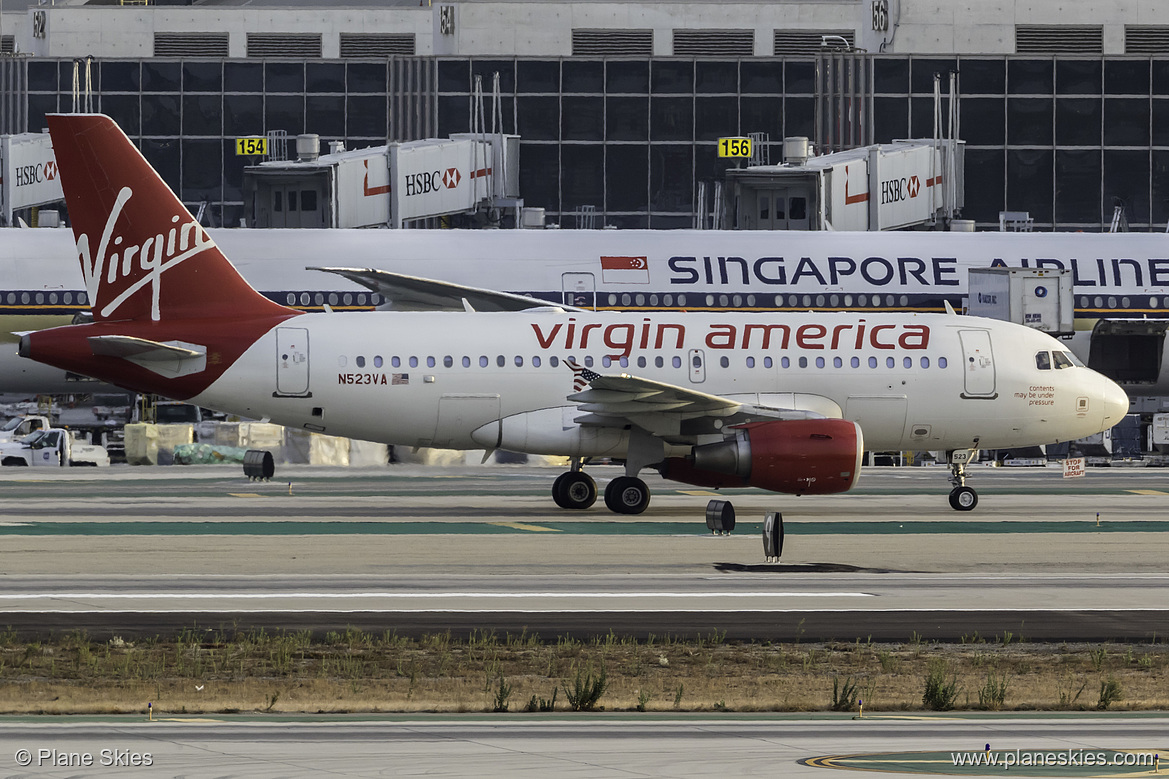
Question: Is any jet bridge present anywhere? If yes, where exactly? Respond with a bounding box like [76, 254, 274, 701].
[245, 132, 521, 229]
[725, 137, 964, 231]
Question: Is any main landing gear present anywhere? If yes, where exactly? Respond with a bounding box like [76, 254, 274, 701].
[552, 446, 653, 515]
[947, 449, 978, 511]
[552, 462, 597, 510]
[551, 466, 651, 514]
[604, 476, 650, 514]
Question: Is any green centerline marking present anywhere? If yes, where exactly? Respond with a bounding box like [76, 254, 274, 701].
[0, 520, 1167, 536]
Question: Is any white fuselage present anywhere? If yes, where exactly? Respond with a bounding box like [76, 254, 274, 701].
[189, 309, 1126, 456]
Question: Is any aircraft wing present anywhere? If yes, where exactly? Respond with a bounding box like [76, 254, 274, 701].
[567, 368, 827, 440]
[308, 266, 586, 312]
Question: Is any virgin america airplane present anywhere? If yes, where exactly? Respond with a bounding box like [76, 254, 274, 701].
[18, 115, 1128, 514]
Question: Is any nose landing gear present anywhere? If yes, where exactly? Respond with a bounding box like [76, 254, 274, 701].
[947, 448, 979, 511]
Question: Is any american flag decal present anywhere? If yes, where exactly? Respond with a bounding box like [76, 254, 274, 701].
[566, 359, 601, 391]
[392, 373, 409, 385]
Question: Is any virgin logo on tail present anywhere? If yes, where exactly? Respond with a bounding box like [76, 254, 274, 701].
[77, 186, 217, 321]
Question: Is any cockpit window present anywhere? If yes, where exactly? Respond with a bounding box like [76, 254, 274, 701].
[1061, 350, 1085, 367]
[1035, 351, 1051, 370]
[1052, 351, 1074, 369]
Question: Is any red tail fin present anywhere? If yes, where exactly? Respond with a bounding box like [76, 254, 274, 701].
[46, 114, 290, 322]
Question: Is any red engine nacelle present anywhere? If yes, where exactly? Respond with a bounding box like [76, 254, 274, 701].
[659, 418, 863, 496]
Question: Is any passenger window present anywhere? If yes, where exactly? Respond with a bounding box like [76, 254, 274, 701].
[426, 356, 436, 368]
[374, 356, 383, 368]
[719, 356, 729, 368]
[746, 356, 755, 368]
[655, 356, 664, 368]
[764, 356, 773, 368]
[1036, 351, 1051, 370]
[356, 356, 366, 368]
[533, 356, 542, 367]
[496, 355, 506, 367]
[939, 357, 948, 368]
[443, 356, 453, 368]
[672, 356, 682, 368]
[515, 356, 524, 367]
[602, 356, 612, 367]
[550, 356, 560, 367]
[1053, 351, 1074, 369]
[391, 356, 401, 368]
[462, 356, 471, 368]
[409, 356, 418, 368]
[637, 357, 646, 368]
[479, 356, 489, 367]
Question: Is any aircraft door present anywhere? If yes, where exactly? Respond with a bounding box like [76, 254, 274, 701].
[689, 349, 706, 383]
[276, 327, 311, 397]
[562, 272, 596, 309]
[959, 329, 997, 398]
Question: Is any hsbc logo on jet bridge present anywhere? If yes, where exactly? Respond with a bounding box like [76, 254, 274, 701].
[404, 168, 461, 196]
[14, 161, 58, 188]
[880, 175, 921, 204]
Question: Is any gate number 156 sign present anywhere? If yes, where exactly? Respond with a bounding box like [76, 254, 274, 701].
[718, 137, 752, 158]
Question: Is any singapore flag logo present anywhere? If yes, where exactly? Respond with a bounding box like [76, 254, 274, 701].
[600, 255, 650, 284]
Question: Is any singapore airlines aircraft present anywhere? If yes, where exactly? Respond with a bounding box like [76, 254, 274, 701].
[19, 115, 1128, 515]
[5, 221, 1169, 396]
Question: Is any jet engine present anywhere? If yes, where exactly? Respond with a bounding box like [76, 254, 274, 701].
[659, 418, 863, 495]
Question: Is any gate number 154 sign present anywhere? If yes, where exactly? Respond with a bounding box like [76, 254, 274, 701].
[718, 137, 752, 158]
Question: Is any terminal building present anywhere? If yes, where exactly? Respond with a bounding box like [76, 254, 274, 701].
[2, 0, 1169, 231]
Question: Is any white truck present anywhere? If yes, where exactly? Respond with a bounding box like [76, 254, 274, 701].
[0, 428, 111, 467]
[0, 415, 52, 444]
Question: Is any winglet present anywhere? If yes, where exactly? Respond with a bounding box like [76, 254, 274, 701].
[944, 300, 958, 316]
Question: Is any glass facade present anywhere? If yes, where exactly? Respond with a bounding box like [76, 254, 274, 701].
[23, 54, 1169, 230]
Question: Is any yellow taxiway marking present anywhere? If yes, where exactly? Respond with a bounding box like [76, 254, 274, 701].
[678, 490, 721, 496]
[227, 493, 265, 498]
[489, 521, 561, 532]
[1128, 489, 1168, 495]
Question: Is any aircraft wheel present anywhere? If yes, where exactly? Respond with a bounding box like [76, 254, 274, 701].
[948, 485, 978, 511]
[605, 476, 650, 515]
[554, 471, 597, 510]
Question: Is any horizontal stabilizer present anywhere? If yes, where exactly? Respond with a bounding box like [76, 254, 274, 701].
[309, 266, 585, 312]
[88, 335, 207, 378]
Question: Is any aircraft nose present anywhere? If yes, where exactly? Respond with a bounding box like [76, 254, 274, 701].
[1100, 376, 1129, 426]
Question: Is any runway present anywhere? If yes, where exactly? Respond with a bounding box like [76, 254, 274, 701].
[0, 714, 1164, 778]
[0, 463, 1167, 640]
